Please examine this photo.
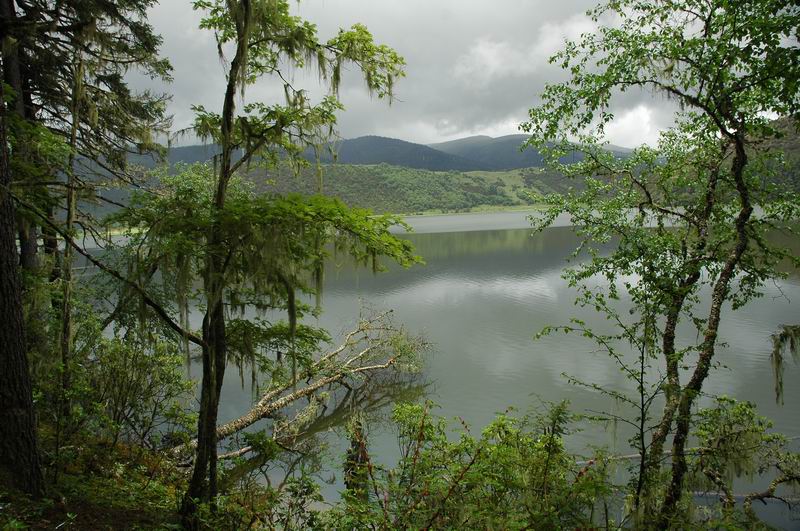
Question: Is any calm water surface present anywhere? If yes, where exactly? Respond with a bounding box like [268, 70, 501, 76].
[214, 212, 800, 507]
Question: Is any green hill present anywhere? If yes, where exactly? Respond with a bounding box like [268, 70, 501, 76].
[257, 163, 580, 214]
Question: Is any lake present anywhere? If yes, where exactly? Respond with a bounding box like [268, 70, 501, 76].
[213, 211, 800, 514]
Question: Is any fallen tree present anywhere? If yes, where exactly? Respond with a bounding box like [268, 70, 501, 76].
[172, 311, 424, 459]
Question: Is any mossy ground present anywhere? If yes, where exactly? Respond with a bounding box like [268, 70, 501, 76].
[1, 442, 182, 530]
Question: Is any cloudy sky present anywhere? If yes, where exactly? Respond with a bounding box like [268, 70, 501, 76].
[136, 0, 678, 148]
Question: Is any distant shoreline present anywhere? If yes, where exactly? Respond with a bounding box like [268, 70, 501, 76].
[79, 208, 552, 244]
[393, 208, 568, 235]
[398, 204, 545, 219]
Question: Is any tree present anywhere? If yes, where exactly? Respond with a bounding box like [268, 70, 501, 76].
[1, 0, 172, 485]
[3, 0, 170, 270]
[0, 81, 43, 497]
[1, 0, 37, 270]
[2, 0, 171, 387]
[146, 1, 408, 524]
[523, 0, 800, 526]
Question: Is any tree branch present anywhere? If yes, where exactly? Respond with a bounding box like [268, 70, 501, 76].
[11, 193, 206, 348]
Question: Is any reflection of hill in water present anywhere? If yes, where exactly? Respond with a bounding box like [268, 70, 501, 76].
[319, 223, 800, 298]
[323, 226, 602, 295]
[405, 226, 574, 260]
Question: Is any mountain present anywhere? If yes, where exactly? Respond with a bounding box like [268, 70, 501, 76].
[129, 144, 225, 168]
[430, 134, 545, 170]
[430, 134, 633, 170]
[311, 134, 631, 172]
[129, 134, 633, 174]
[309, 136, 494, 171]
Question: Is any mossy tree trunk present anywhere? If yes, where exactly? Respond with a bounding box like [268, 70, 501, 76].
[0, 75, 44, 498]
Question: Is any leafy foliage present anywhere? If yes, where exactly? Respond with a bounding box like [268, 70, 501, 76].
[685, 397, 800, 528]
[523, 0, 800, 526]
[32, 284, 196, 457]
[323, 402, 610, 530]
[108, 162, 419, 375]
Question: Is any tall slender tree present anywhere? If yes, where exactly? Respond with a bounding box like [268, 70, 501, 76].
[0, 79, 44, 497]
[179, 1, 405, 524]
[0, 0, 171, 492]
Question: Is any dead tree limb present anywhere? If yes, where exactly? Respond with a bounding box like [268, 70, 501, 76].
[172, 311, 420, 458]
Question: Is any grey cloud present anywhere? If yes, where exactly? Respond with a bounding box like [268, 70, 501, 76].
[131, 0, 677, 147]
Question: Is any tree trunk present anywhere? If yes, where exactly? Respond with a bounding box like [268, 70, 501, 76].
[181, 4, 249, 525]
[17, 215, 37, 270]
[0, 70, 44, 498]
[181, 314, 215, 526]
[657, 133, 751, 527]
[642, 163, 721, 515]
[2, 0, 38, 273]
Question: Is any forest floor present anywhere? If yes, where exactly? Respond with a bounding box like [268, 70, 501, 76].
[1, 443, 182, 530]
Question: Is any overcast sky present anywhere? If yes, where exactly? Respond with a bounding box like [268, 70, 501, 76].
[136, 1, 678, 147]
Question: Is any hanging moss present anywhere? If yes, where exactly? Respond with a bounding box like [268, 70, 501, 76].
[313, 259, 323, 311]
[770, 324, 800, 405]
[285, 276, 297, 385]
[175, 251, 191, 365]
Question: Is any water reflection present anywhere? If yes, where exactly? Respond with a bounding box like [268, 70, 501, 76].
[310, 226, 800, 450]
[212, 220, 800, 504]
[222, 373, 427, 491]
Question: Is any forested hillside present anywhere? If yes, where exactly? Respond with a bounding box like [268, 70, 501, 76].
[258, 163, 579, 213]
[263, 163, 517, 212]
